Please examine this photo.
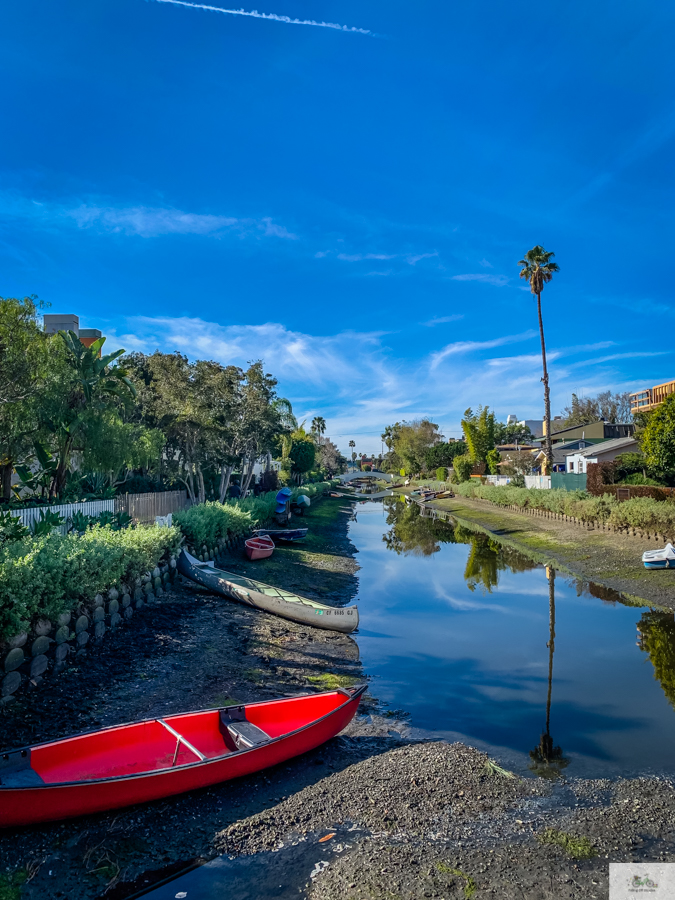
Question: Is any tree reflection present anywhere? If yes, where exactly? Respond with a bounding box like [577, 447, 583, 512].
[381, 498, 448, 556]
[637, 610, 675, 709]
[381, 499, 537, 594]
[529, 567, 569, 779]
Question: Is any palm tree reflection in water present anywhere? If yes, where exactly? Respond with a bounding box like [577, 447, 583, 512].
[529, 567, 569, 778]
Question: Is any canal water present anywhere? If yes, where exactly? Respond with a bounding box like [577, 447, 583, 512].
[134, 495, 675, 898]
[352, 497, 675, 779]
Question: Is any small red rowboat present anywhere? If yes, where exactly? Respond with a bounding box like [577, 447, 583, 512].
[0, 686, 366, 828]
[245, 534, 275, 560]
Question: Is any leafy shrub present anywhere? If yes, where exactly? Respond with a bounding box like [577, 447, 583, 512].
[455, 481, 675, 534]
[0, 525, 181, 641]
[30, 510, 65, 536]
[436, 467, 447, 482]
[453, 454, 473, 483]
[174, 483, 332, 549]
[0, 510, 29, 546]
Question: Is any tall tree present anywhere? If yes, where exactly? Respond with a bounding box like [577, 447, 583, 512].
[41, 332, 136, 498]
[461, 407, 496, 464]
[0, 297, 53, 501]
[311, 416, 326, 439]
[561, 390, 632, 427]
[518, 245, 560, 474]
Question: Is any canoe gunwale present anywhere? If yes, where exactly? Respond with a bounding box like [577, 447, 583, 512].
[178, 550, 359, 633]
[0, 686, 367, 792]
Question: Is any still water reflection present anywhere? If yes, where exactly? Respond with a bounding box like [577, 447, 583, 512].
[352, 498, 675, 778]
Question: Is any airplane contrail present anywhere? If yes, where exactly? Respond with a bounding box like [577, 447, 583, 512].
[152, 0, 373, 34]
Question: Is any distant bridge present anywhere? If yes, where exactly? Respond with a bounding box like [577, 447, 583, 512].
[337, 470, 394, 483]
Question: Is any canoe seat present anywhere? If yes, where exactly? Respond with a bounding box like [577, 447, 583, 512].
[219, 708, 271, 751]
[226, 721, 271, 751]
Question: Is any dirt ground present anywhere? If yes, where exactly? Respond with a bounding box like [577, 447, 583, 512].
[2, 495, 675, 900]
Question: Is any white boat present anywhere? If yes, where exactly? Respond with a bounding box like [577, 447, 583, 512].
[178, 550, 359, 632]
[642, 543, 675, 569]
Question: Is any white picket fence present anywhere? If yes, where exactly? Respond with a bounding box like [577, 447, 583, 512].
[15, 500, 115, 534]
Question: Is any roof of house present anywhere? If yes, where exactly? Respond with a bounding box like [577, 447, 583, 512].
[563, 436, 639, 458]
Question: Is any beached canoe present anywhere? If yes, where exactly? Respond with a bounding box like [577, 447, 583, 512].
[178, 550, 359, 632]
[253, 527, 308, 542]
[0, 686, 366, 828]
[642, 543, 675, 569]
[245, 534, 275, 560]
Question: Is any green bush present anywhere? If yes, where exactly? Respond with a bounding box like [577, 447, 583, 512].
[455, 481, 675, 534]
[174, 483, 333, 549]
[436, 467, 447, 482]
[0, 525, 181, 641]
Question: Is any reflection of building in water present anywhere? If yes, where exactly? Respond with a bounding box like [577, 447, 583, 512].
[529, 567, 569, 778]
[637, 611, 675, 709]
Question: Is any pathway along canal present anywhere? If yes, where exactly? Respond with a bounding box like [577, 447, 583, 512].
[352, 496, 675, 779]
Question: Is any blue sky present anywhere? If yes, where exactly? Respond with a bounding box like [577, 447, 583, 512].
[2, 1, 674, 453]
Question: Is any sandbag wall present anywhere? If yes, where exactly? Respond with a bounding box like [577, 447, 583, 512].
[0, 555, 179, 706]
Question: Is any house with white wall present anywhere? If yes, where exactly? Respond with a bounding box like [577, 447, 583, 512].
[564, 436, 640, 474]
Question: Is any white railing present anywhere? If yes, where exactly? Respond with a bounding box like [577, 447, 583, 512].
[15, 500, 115, 534]
[524, 475, 551, 490]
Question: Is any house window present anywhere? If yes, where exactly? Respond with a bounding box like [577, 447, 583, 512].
[569, 461, 574, 471]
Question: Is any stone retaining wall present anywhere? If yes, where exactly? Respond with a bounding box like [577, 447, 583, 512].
[0, 555, 179, 706]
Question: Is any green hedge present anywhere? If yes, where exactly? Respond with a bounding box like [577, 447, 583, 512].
[174, 482, 334, 550]
[0, 525, 181, 642]
[454, 481, 675, 533]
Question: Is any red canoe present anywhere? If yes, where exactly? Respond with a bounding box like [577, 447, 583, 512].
[0, 686, 366, 828]
[245, 534, 275, 560]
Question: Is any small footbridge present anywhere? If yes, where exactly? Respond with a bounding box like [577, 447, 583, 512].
[337, 471, 394, 484]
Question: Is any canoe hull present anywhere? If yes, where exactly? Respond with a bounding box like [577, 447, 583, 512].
[178, 551, 359, 633]
[254, 528, 308, 542]
[0, 688, 364, 828]
[245, 536, 275, 560]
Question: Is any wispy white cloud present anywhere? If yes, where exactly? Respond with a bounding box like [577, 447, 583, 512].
[407, 251, 439, 266]
[429, 331, 537, 370]
[451, 273, 509, 286]
[99, 314, 659, 456]
[152, 0, 373, 35]
[594, 351, 669, 363]
[422, 314, 464, 327]
[337, 252, 397, 262]
[0, 192, 296, 240]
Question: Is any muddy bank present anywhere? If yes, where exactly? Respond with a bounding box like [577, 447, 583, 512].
[0, 498, 397, 900]
[425, 493, 675, 611]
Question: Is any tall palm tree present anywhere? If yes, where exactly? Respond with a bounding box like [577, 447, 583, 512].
[518, 246, 560, 475]
[311, 416, 326, 440]
[349, 439, 356, 469]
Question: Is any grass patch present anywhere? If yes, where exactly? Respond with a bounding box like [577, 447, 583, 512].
[0, 870, 28, 900]
[538, 828, 597, 859]
[436, 864, 476, 898]
[307, 673, 360, 690]
[483, 759, 515, 778]
[243, 668, 264, 684]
